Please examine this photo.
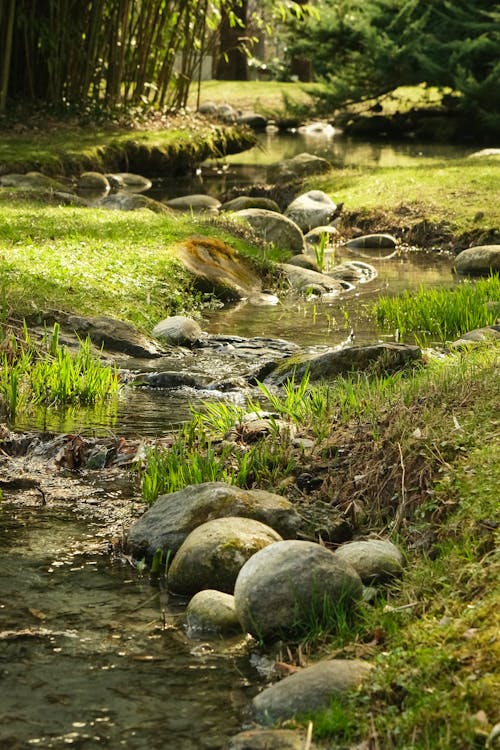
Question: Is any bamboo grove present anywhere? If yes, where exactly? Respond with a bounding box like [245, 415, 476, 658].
[0, 0, 237, 114]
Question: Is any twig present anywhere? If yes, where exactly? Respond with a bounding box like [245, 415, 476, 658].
[304, 721, 313, 750]
[393, 441, 407, 532]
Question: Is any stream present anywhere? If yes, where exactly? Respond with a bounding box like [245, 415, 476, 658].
[1, 131, 464, 749]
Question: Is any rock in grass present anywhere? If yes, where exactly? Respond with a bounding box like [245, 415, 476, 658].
[344, 234, 397, 250]
[451, 325, 500, 347]
[233, 208, 306, 255]
[125, 482, 301, 561]
[167, 517, 282, 595]
[65, 314, 165, 357]
[234, 540, 363, 640]
[227, 728, 315, 749]
[98, 193, 171, 213]
[453, 245, 500, 276]
[165, 194, 221, 212]
[252, 659, 372, 723]
[152, 315, 203, 346]
[185, 589, 241, 636]
[333, 539, 404, 583]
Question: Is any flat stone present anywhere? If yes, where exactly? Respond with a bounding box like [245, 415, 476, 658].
[220, 196, 281, 213]
[165, 194, 221, 212]
[344, 234, 397, 250]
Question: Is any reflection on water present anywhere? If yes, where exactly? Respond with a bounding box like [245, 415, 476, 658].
[0, 507, 255, 749]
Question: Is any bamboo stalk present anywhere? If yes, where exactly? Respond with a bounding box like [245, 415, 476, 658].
[0, 0, 16, 113]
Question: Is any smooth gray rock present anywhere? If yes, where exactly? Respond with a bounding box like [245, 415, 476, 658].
[78, 172, 110, 192]
[234, 208, 306, 254]
[99, 193, 170, 213]
[125, 482, 301, 560]
[65, 314, 165, 357]
[252, 659, 372, 723]
[328, 261, 377, 283]
[279, 263, 344, 295]
[220, 196, 281, 213]
[234, 540, 363, 640]
[451, 325, 500, 347]
[268, 152, 332, 182]
[105, 172, 152, 191]
[259, 342, 421, 386]
[165, 193, 221, 212]
[0, 172, 68, 191]
[227, 728, 314, 750]
[152, 315, 203, 346]
[344, 234, 397, 250]
[167, 516, 282, 595]
[453, 245, 500, 275]
[333, 539, 405, 583]
[185, 589, 241, 635]
[285, 190, 338, 232]
[131, 371, 201, 389]
[305, 225, 340, 245]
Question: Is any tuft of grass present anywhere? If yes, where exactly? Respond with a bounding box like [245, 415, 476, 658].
[374, 274, 500, 341]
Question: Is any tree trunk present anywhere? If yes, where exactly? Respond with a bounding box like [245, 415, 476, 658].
[216, 0, 248, 80]
[0, 0, 16, 112]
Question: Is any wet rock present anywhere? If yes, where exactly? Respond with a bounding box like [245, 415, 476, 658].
[0, 172, 69, 191]
[125, 482, 301, 560]
[105, 172, 152, 191]
[333, 539, 405, 583]
[451, 325, 500, 347]
[176, 236, 262, 301]
[131, 371, 201, 389]
[220, 196, 281, 213]
[64, 314, 165, 357]
[165, 193, 221, 212]
[285, 190, 338, 232]
[185, 589, 241, 636]
[453, 245, 500, 275]
[234, 208, 306, 255]
[99, 193, 171, 213]
[237, 112, 268, 130]
[344, 234, 397, 250]
[258, 342, 421, 386]
[305, 224, 340, 245]
[227, 728, 314, 750]
[279, 263, 344, 296]
[152, 315, 203, 346]
[267, 152, 332, 182]
[252, 659, 372, 723]
[234, 540, 363, 640]
[328, 261, 377, 283]
[78, 172, 110, 192]
[287, 254, 320, 272]
[168, 516, 282, 595]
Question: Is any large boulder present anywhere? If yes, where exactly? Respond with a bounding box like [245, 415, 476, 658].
[257, 342, 421, 386]
[333, 539, 405, 583]
[185, 589, 241, 636]
[125, 482, 301, 560]
[176, 236, 262, 301]
[234, 209, 306, 255]
[267, 152, 332, 182]
[252, 659, 372, 724]
[152, 315, 203, 346]
[279, 263, 345, 296]
[453, 245, 500, 276]
[167, 516, 282, 595]
[285, 190, 338, 232]
[234, 540, 363, 640]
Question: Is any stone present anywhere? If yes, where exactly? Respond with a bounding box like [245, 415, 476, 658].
[328, 261, 378, 283]
[305, 225, 340, 245]
[227, 728, 313, 750]
[105, 172, 152, 191]
[333, 539, 405, 583]
[234, 540, 363, 640]
[451, 325, 500, 347]
[344, 234, 397, 250]
[287, 254, 320, 272]
[453, 245, 500, 275]
[237, 112, 268, 130]
[185, 589, 241, 635]
[279, 263, 344, 296]
[0, 172, 68, 191]
[267, 152, 332, 182]
[176, 236, 262, 301]
[220, 196, 281, 213]
[234, 209, 306, 255]
[468, 148, 500, 158]
[167, 516, 282, 595]
[165, 194, 221, 212]
[285, 190, 338, 232]
[64, 314, 165, 357]
[252, 659, 372, 723]
[258, 342, 421, 386]
[78, 172, 110, 192]
[152, 315, 203, 346]
[131, 371, 201, 389]
[125, 482, 301, 560]
[99, 193, 171, 213]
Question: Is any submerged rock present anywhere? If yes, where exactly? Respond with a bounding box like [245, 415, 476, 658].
[333, 539, 405, 583]
[453, 245, 500, 275]
[167, 516, 282, 595]
[252, 659, 372, 723]
[125, 482, 301, 560]
[234, 540, 363, 640]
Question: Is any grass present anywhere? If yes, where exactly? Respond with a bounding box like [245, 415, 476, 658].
[374, 274, 500, 341]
